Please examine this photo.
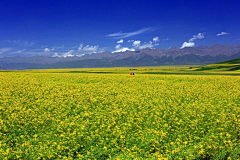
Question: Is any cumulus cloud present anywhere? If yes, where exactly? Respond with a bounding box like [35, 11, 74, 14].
[98, 47, 107, 53]
[113, 43, 136, 53]
[113, 39, 156, 53]
[112, 47, 135, 53]
[44, 48, 55, 52]
[139, 41, 154, 49]
[78, 44, 83, 51]
[78, 44, 99, 53]
[181, 33, 205, 49]
[189, 33, 205, 42]
[52, 50, 75, 57]
[61, 50, 75, 57]
[181, 42, 195, 48]
[83, 45, 98, 52]
[44, 48, 50, 52]
[132, 40, 141, 48]
[115, 44, 121, 50]
[217, 32, 229, 36]
[113, 39, 155, 53]
[129, 37, 160, 50]
[153, 37, 159, 43]
[76, 43, 105, 56]
[106, 28, 154, 39]
[117, 39, 124, 43]
[51, 44, 103, 57]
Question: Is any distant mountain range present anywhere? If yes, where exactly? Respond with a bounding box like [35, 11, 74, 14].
[1, 44, 240, 69]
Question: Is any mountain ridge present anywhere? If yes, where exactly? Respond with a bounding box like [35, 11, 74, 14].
[1, 44, 240, 69]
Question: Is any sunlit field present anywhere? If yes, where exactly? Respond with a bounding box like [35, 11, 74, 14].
[0, 66, 240, 159]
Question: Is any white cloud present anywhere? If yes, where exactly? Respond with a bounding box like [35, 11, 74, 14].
[113, 38, 156, 53]
[77, 44, 104, 55]
[76, 54, 85, 57]
[52, 52, 60, 57]
[117, 39, 124, 43]
[44, 48, 55, 52]
[78, 44, 99, 53]
[112, 47, 135, 53]
[181, 33, 205, 49]
[53, 50, 83, 58]
[78, 44, 83, 51]
[139, 41, 154, 49]
[106, 32, 124, 37]
[189, 33, 205, 42]
[128, 40, 134, 43]
[44, 48, 50, 52]
[52, 50, 75, 58]
[16, 49, 26, 53]
[61, 50, 75, 57]
[115, 44, 121, 50]
[132, 40, 141, 48]
[106, 28, 154, 39]
[180, 42, 195, 49]
[83, 45, 98, 52]
[113, 44, 135, 53]
[153, 37, 159, 43]
[130, 37, 159, 50]
[0, 48, 12, 54]
[98, 47, 107, 53]
[6, 49, 27, 55]
[217, 32, 229, 36]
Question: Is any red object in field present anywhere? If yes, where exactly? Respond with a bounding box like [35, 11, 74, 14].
[130, 72, 132, 75]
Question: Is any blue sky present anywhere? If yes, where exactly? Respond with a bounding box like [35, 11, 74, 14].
[0, 0, 239, 57]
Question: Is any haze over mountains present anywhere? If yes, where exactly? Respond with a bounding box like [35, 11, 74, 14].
[1, 44, 240, 70]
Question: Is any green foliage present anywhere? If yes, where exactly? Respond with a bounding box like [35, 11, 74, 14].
[194, 58, 240, 73]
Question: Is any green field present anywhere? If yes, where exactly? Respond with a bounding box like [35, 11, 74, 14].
[0, 61, 240, 159]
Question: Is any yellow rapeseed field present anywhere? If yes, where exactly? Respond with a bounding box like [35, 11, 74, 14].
[0, 69, 239, 159]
